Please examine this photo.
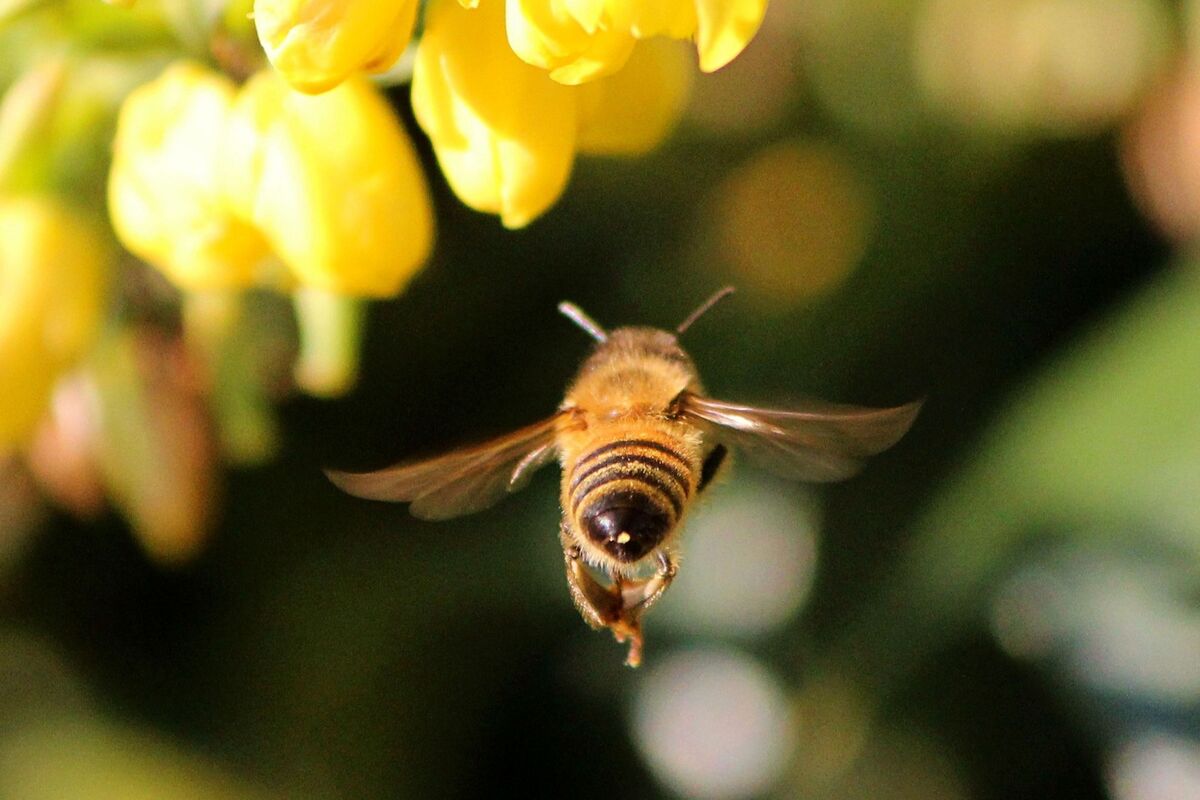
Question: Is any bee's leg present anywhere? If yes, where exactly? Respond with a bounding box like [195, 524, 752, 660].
[560, 522, 622, 630]
[609, 614, 645, 668]
[619, 550, 677, 617]
[606, 576, 645, 668]
[611, 551, 677, 668]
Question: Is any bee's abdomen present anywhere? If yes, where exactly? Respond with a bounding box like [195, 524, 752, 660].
[568, 439, 694, 563]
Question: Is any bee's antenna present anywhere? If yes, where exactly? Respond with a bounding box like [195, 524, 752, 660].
[558, 301, 608, 342]
[676, 286, 735, 335]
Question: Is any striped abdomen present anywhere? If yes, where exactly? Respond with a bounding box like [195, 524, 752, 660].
[567, 437, 697, 563]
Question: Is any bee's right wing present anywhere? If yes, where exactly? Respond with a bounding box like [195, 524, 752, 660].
[325, 411, 571, 520]
[677, 393, 921, 482]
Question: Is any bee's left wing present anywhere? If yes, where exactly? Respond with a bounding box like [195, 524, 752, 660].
[677, 393, 921, 482]
[326, 411, 571, 520]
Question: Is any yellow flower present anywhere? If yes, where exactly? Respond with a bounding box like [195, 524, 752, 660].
[108, 62, 269, 291]
[413, 0, 690, 227]
[254, 0, 421, 94]
[109, 61, 434, 298]
[221, 69, 434, 296]
[0, 197, 108, 448]
[502, 0, 767, 84]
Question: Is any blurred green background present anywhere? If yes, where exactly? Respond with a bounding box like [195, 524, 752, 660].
[5, 1, 1200, 798]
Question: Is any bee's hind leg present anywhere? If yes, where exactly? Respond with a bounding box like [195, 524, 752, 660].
[560, 522, 623, 630]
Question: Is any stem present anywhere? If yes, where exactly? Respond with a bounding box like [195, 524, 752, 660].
[292, 288, 366, 398]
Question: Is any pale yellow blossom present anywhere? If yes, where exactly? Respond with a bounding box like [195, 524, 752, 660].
[108, 62, 269, 291]
[109, 61, 434, 297]
[222, 69, 434, 296]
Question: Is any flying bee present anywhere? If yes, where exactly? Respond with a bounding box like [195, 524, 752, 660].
[326, 288, 920, 666]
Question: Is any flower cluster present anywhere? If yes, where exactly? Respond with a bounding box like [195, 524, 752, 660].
[251, 0, 765, 226]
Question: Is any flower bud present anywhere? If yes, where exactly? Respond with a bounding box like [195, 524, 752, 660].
[88, 328, 218, 565]
[413, 0, 575, 227]
[108, 61, 269, 291]
[221, 69, 434, 296]
[0, 197, 108, 447]
[254, 0, 420, 93]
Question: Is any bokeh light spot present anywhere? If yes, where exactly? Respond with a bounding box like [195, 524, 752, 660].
[990, 563, 1067, 660]
[1108, 733, 1200, 800]
[658, 477, 817, 637]
[916, 0, 1171, 135]
[632, 648, 795, 800]
[1122, 64, 1200, 241]
[710, 139, 871, 305]
[992, 547, 1200, 704]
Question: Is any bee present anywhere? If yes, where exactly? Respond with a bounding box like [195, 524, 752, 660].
[326, 288, 920, 666]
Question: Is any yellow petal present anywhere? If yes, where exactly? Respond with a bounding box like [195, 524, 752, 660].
[694, 0, 768, 72]
[223, 70, 433, 296]
[108, 61, 268, 291]
[506, 0, 636, 84]
[561, 0, 605, 33]
[254, 0, 420, 93]
[413, 0, 577, 227]
[577, 39, 692, 155]
[548, 35, 639, 84]
[0, 197, 108, 447]
[505, 0, 579, 70]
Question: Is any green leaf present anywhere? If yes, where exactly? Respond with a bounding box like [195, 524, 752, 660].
[823, 262, 1200, 692]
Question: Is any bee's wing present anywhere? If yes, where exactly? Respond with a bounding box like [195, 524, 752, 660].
[325, 412, 568, 520]
[677, 393, 921, 482]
